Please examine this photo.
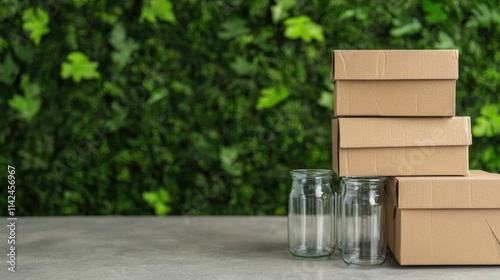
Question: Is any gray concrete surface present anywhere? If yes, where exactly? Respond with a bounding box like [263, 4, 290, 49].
[0, 217, 499, 279]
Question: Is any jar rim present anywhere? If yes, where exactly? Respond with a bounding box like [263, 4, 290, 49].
[290, 169, 332, 179]
[342, 176, 387, 184]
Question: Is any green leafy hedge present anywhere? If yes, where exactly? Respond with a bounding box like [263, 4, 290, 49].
[1, 0, 499, 215]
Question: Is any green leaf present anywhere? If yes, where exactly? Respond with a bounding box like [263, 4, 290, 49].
[256, 84, 290, 110]
[60, 52, 100, 82]
[109, 23, 140, 69]
[139, 7, 157, 24]
[8, 75, 42, 121]
[140, 0, 176, 25]
[270, 4, 285, 23]
[147, 87, 169, 105]
[14, 45, 35, 64]
[284, 16, 324, 43]
[318, 91, 333, 111]
[8, 94, 41, 121]
[0, 0, 21, 21]
[434, 31, 458, 49]
[465, 18, 479, 29]
[22, 7, 50, 45]
[0, 37, 7, 53]
[109, 23, 127, 49]
[153, 202, 170, 215]
[220, 146, 238, 168]
[151, 0, 176, 23]
[472, 117, 490, 137]
[483, 146, 495, 163]
[117, 168, 131, 182]
[339, 10, 356, 20]
[111, 49, 137, 68]
[142, 191, 158, 205]
[472, 104, 500, 137]
[481, 104, 500, 119]
[279, 0, 297, 10]
[20, 73, 41, 97]
[69, 0, 88, 8]
[390, 17, 422, 37]
[469, 3, 500, 28]
[218, 18, 250, 39]
[158, 188, 172, 202]
[142, 188, 172, 215]
[104, 101, 129, 132]
[220, 146, 242, 176]
[339, 8, 368, 21]
[271, 0, 297, 23]
[422, 0, 448, 24]
[0, 53, 20, 85]
[230, 56, 258, 76]
[171, 81, 193, 96]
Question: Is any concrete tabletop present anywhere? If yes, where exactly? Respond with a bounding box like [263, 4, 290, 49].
[0, 217, 499, 279]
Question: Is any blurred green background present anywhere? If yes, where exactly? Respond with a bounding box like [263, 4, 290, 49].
[1, 0, 499, 216]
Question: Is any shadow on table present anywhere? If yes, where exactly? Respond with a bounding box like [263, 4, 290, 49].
[386, 251, 500, 270]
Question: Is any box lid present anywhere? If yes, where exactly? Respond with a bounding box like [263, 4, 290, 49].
[338, 117, 471, 148]
[332, 50, 459, 81]
[389, 170, 500, 209]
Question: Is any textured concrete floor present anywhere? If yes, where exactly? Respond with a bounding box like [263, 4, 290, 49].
[0, 217, 499, 279]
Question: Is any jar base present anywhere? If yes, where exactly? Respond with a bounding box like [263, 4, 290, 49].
[342, 255, 386, 267]
[289, 248, 333, 260]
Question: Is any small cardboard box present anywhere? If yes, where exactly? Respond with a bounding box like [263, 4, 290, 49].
[332, 50, 458, 117]
[331, 117, 472, 176]
[386, 171, 500, 265]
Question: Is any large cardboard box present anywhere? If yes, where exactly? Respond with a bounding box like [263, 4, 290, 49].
[386, 171, 500, 265]
[331, 117, 472, 176]
[332, 50, 458, 117]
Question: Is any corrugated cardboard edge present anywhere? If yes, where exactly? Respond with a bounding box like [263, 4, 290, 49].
[333, 82, 340, 117]
[332, 119, 339, 175]
[397, 170, 500, 209]
[397, 210, 500, 265]
[338, 146, 469, 177]
[387, 175, 500, 265]
[338, 117, 472, 148]
[386, 177, 401, 263]
[332, 50, 459, 80]
[484, 212, 500, 257]
[333, 80, 456, 117]
[331, 50, 335, 84]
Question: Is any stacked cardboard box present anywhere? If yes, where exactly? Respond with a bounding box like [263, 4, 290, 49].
[331, 50, 500, 265]
[386, 171, 500, 265]
[332, 117, 471, 176]
[333, 50, 457, 117]
[331, 50, 471, 176]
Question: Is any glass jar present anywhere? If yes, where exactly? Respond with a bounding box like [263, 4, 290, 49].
[288, 169, 335, 259]
[341, 177, 387, 266]
[335, 181, 344, 252]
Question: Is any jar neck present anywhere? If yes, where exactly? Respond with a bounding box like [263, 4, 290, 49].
[342, 177, 386, 190]
[293, 178, 332, 187]
[291, 179, 332, 195]
[290, 169, 332, 181]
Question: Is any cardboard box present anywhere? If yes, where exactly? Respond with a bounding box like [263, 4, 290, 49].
[386, 171, 500, 265]
[334, 80, 455, 116]
[332, 50, 458, 116]
[331, 117, 472, 176]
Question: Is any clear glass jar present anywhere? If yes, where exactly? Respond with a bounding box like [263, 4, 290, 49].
[335, 181, 344, 252]
[341, 177, 387, 266]
[288, 169, 335, 259]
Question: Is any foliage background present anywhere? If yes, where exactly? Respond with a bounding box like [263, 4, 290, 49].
[1, 0, 499, 216]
